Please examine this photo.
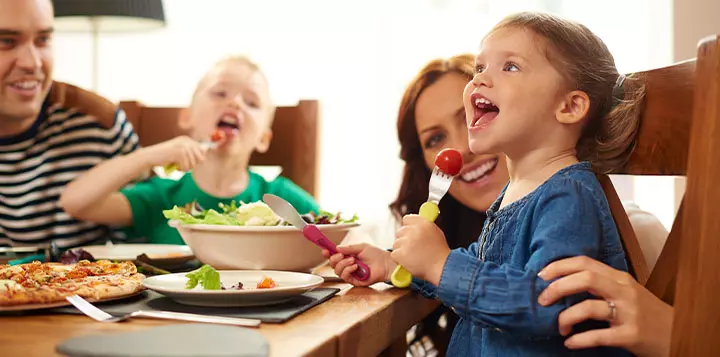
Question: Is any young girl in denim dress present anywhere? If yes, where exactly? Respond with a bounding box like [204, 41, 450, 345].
[325, 12, 642, 356]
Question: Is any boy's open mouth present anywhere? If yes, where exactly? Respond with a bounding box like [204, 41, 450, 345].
[470, 93, 499, 128]
[216, 114, 241, 136]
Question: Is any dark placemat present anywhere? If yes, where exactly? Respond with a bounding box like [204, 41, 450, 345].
[50, 288, 339, 323]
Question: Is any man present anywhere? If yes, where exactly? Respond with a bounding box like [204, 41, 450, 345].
[0, 0, 140, 249]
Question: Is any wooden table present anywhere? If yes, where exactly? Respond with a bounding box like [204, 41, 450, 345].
[0, 282, 439, 357]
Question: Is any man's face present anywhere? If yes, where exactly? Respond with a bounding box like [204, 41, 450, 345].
[0, 0, 54, 136]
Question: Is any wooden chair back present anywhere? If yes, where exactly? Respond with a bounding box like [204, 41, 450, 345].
[600, 34, 720, 356]
[599, 57, 695, 287]
[668, 35, 720, 356]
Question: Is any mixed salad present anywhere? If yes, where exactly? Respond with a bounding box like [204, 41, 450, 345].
[162, 200, 358, 226]
[185, 264, 276, 291]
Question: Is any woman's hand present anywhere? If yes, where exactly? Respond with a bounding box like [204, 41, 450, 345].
[537, 256, 673, 357]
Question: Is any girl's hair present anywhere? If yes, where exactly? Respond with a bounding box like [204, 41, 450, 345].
[488, 12, 645, 173]
[389, 54, 486, 249]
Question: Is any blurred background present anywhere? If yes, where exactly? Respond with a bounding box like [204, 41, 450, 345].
[51, 0, 719, 247]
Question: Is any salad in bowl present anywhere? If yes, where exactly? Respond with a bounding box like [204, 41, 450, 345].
[163, 201, 360, 272]
[163, 200, 358, 227]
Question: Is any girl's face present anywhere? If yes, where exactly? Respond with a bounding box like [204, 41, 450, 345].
[415, 72, 509, 212]
[463, 27, 570, 158]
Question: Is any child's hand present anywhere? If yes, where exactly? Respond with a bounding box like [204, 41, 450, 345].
[143, 136, 208, 171]
[322, 244, 395, 287]
[392, 214, 451, 286]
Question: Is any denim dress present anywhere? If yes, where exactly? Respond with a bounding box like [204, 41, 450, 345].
[412, 162, 633, 356]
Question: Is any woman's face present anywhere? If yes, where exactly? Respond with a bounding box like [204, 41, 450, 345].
[414, 72, 509, 212]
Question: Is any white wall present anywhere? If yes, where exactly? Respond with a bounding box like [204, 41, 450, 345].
[52, 0, 677, 246]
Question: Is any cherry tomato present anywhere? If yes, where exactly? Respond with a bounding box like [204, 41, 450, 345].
[210, 130, 225, 142]
[434, 148, 463, 176]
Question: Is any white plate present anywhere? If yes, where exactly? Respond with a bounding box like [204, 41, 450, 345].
[142, 270, 324, 307]
[79, 244, 194, 262]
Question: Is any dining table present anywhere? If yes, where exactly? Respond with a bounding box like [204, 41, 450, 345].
[0, 273, 440, 357]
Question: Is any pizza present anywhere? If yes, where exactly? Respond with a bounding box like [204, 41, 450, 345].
[0, 260, 145, 306]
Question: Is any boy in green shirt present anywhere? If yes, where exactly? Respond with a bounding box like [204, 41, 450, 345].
[60, 56, 319, 245]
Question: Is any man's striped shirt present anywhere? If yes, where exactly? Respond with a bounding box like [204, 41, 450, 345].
[0, 82, 139, 249]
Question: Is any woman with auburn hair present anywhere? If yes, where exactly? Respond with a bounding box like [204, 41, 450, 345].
[388, 54, 671, 356]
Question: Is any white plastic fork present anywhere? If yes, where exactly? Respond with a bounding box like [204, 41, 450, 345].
[66, 295, 261, 327]
[426, 167, 454, 206]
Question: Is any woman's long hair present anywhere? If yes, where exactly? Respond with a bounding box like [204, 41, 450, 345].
[389, 55, 486, 249]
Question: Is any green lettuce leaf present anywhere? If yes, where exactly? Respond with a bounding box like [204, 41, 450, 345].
[185, 264, 221, 290]
[162, 206, 202, 224]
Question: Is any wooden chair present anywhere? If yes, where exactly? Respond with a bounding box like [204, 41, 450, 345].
[669, 35, 720, 356]
[119, 100, 320, 197]
[598, 35, 719, 355]
[598, 56, 695, 287]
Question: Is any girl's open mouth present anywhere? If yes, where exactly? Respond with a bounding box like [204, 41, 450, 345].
[470, 93, 499, 129]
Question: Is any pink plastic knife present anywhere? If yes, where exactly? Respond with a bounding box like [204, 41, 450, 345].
[262, 194, 370, 281]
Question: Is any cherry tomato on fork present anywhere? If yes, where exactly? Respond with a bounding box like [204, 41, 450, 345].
[434, 148, 463, 176]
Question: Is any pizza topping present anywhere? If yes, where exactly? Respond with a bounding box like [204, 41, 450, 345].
[0, 265, 23, 279]
[66, 267, 92, 279]
[31, 272, 52, 283]
[0, 280, 23, 292]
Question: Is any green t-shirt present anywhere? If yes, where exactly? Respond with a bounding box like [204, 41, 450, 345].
[119, 171, 319, 245]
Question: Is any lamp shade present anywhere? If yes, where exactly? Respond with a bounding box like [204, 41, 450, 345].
[52, 0, 166, 32]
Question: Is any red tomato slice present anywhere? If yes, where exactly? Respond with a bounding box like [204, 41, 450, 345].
[434, 148, 463, 176]
[256, 277, 277, 289]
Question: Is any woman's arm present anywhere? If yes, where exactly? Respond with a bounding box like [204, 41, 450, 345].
[538, 256, 672, 357]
